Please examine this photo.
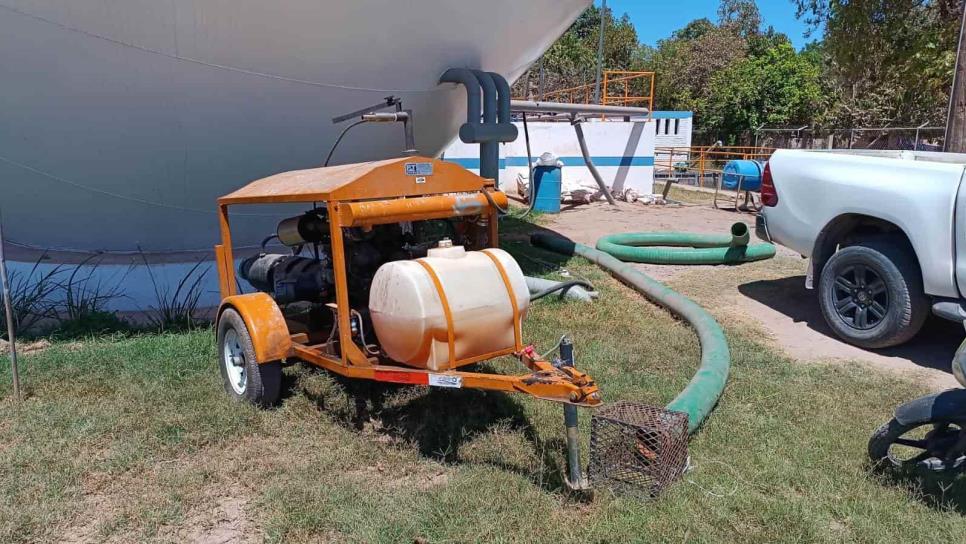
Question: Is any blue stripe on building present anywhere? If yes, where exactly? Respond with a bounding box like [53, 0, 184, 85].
[446, 158, 481, 169]
[650, 111, 693, 119]
[446, 156, 654, 168]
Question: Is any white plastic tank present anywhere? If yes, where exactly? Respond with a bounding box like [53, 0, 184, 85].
[368, 241, 529, 371]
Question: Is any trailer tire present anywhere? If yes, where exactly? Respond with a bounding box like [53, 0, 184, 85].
[818, 238, 927, 349]
[217, 309, 281, 407]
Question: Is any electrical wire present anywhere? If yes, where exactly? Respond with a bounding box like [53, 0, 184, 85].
[324, 120, 367, 167]
[539, 334, 571, 361]
[481, 186, 512, 215]
[683, 457, 751, 498]
[260, 234, 279, 251]
[479, 112, 536, 217]
[519, 111, 538, 217]
[529, 279, 596, 302]
[350, 309, 381, 356]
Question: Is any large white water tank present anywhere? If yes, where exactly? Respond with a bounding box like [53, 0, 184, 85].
[368, 243, 529, 371]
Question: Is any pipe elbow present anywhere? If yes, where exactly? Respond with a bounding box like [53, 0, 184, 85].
[439, 68, 482, 126]
[729, 222, 750, 248]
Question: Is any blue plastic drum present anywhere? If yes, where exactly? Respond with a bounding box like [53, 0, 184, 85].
[531, 165, 562, 213]
[722, 160, 764, 192]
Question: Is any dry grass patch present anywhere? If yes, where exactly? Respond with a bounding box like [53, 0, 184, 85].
[1, 240, 964, 542]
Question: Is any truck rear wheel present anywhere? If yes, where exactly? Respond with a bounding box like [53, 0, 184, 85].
[818, 238, 928, 349]
[217, 309, 282, 407]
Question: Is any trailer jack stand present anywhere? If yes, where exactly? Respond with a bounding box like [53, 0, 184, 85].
[559, 336, 591, 492]
[564, 403, 590, 492]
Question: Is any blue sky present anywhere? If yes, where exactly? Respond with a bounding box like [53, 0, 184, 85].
[604, 0, 818, 50]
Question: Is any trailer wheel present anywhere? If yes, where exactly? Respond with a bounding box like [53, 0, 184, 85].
[217, 309, 281, 407]
[818, 238, 927, 349]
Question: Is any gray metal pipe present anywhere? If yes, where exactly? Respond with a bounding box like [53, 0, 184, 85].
[440, 69, 517, 188]
[439, 68, 482, 125]
[488, 71, 512, 125]
[473, 70, 498, 124]
[472, 70, 500, 184]
[573, 119, 617, 205]
[511, 99, 649, 117]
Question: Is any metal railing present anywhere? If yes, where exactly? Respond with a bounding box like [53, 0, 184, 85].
[521, 71, 655, 115]
[602, 71, 654, 111]
[654, 146, 776, 212]
[654, 145, 775, 189]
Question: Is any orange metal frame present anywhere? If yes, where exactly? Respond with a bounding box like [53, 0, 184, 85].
[214, 157, 601, 406]
[523, 70, 655, 117]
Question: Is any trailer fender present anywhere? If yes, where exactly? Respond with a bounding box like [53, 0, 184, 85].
[218, 293, 291, 363]
[894, 389, 966, 426]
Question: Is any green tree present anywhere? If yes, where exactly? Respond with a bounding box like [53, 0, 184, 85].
[794, 0, 961, 126]
[642, 21, 748, 114]
[703, 41, 823, 142]
[514, 5, 643, 99]
[718, 0, 762, 39]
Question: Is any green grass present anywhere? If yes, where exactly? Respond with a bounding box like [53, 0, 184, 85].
[1, 238, 964, 543]
[651, 182, 721, 206]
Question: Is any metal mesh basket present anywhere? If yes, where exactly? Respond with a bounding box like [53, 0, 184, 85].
[588, 401, 689, 497]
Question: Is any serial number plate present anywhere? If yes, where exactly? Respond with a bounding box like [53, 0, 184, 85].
[428, 374, 462, 388]
[405, 162, 433, 176]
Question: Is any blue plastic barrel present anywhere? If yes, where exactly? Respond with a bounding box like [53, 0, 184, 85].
[532, 165, 562, 213]
[722, 160, 764, 191]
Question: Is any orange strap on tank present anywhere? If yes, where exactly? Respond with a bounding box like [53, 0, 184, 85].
[416, 259, 456, 366]
[481, 250, 523, 351]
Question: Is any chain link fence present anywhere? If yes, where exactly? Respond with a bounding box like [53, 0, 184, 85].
[695, 126, 946, 151]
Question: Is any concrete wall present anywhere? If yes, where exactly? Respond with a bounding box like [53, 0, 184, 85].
[652, 112, 693, 149]
[443, 118, 658, 195]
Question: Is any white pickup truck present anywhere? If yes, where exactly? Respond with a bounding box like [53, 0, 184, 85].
[757, 149, 966, 349]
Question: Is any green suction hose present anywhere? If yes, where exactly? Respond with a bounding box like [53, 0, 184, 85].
[531, 224, 772, 433]
[596, 222, 776, 265]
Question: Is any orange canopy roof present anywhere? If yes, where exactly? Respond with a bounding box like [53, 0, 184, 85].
[218, 157, 489, 205]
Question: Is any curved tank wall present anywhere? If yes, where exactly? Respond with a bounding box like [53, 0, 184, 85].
[0, 0, 589, 256]
[0, 0, 591, 312]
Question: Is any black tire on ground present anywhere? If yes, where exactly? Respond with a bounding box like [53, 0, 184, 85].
[217, 309, 282, 407]
[868, 417, 964, 470]
[818, 238, 928, 349]
[868, 418, 918, 468]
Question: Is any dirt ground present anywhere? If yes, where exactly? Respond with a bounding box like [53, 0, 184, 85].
[539, 195, 964, 389]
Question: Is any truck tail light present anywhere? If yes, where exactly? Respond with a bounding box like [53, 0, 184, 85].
[760, 161, 778, 207]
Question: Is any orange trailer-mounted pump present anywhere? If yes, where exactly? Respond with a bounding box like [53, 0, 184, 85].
[214, 157, 601, 418]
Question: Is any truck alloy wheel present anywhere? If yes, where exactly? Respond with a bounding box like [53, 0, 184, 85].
[829, 264, 888, 330]
[818, 239, 928, 349]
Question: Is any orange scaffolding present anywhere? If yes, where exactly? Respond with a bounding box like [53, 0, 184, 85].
[524, 71, 655, 115]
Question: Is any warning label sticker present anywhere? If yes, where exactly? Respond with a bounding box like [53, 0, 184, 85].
[404, 162, 433, 176]
[428, 374, 463, 388]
